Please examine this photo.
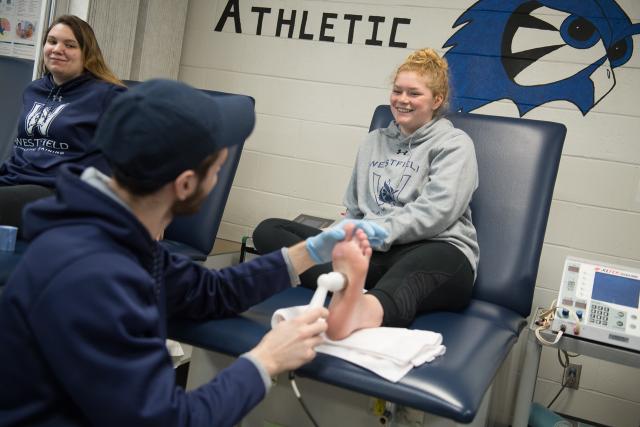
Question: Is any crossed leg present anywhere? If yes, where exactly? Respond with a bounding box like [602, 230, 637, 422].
[326, 223, 384, 340]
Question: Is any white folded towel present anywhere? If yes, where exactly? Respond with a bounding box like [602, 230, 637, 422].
[166, 338, 185, 357]
[272, 305, 446, 382]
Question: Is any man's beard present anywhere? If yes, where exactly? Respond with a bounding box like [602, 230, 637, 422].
[171, 183, 208, 216]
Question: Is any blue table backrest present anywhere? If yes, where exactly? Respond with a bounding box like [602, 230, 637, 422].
[370, 107, 566, 317]
[124, 80, 256, 260]
[162, 140, 245, 258]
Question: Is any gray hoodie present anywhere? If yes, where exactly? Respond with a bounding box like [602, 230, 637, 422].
[343, 117, 479, 272]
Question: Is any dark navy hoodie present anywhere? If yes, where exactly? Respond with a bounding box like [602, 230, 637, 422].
[0, 164, 292, 427]
[0, 73, 126, 187]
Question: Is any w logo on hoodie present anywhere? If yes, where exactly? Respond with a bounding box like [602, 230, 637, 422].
[372, 173, 411, 207]
[25, 102, 68, 137]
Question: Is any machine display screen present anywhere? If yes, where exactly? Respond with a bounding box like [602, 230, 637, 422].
[592, 272, 640, 309]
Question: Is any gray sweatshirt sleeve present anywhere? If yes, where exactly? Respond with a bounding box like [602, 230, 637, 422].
[382, 132, 478, 246]
[343, 154, 363, 219]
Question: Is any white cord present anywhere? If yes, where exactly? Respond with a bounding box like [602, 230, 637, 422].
[289, 372, 319, 427]
[535, 325, 563, 346]
[290, 375, 301, 398]
[534, 300, 565, 346]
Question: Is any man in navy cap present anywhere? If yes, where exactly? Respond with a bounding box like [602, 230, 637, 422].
[0, 80, 386, 427]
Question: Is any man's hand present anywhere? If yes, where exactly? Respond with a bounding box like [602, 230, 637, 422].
[248, 307, 328, 376]
[305, 220, 388, 264]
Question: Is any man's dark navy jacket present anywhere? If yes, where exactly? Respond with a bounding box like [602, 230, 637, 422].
[0, 165, 292, 426]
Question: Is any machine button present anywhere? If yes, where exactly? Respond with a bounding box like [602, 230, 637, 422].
[562, 308, 570, 317]
[631, 324, 637, 329]
[617, 321, 624, 327]
[576, 310, 583, 320]
[617, 311, 624, 318]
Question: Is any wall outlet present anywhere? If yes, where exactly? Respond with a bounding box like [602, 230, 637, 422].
[562, 363, 582, 389]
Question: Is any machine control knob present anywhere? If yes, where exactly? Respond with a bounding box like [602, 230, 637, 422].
[576, 310, 583, 320]
[562, 308, 570, 317]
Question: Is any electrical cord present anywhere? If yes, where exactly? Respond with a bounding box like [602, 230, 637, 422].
[289, 371, 320, 427]
[534, 301, 583, 346]
[548, 348, 580, 409]
[534, 300, 564, 346]
[532, 302, 583, 411]
[533, 304, 576, 409]
[557, 348, 578, 368]
[557, 348, 569, 368]
[547, 384, 566, 408]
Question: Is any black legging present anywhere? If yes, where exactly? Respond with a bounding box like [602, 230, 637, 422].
[0, 185, 54, 238]
[252, 218, 475, 328]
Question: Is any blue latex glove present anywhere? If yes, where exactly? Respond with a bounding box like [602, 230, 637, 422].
[305, 219, 389, 264]
[344, 219, 389, 247]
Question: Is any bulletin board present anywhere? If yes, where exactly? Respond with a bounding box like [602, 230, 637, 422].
[0, 0, 43, 60]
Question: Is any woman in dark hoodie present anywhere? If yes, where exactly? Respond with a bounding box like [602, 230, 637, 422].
[0, 15, 125, 231]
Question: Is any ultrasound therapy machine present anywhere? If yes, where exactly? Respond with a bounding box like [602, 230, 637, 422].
[510, 257, 640, 427]
[551, 257, 640, 351]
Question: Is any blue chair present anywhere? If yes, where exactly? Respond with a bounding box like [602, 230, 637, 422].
[158, 140, 244, 261]
[169, 108, 566, 424]
[122, 80, 255, 261]
[0, 57, 33, 162]
[158, 91, 253, 261]
[123, 80, 255, 260]
[0, 87, 255, 286]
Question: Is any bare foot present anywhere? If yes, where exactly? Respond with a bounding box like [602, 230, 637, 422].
[326, 223, 383, 340]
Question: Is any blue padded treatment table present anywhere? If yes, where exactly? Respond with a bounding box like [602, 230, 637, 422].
[169, 109, 566, 423]
[170, 288, 522, 421]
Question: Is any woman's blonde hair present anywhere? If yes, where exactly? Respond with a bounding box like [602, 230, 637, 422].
[394, 48, 449, 116]
[39, 15, 124, 86]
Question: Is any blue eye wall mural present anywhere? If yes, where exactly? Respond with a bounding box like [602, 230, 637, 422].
[443, 0, 640, 116]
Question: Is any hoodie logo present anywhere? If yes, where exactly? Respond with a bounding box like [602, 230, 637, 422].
[25, 102, 68, 137]
[372, 172, 410, 207]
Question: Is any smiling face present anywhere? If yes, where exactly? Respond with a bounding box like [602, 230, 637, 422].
[390, 71, 443, 136]
[43, 23, 84, 85]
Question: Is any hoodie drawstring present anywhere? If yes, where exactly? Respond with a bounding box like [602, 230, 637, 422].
[31, 85, 63, 136]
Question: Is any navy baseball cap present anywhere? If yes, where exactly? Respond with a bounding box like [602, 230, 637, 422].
[94, 79, 255, 186]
